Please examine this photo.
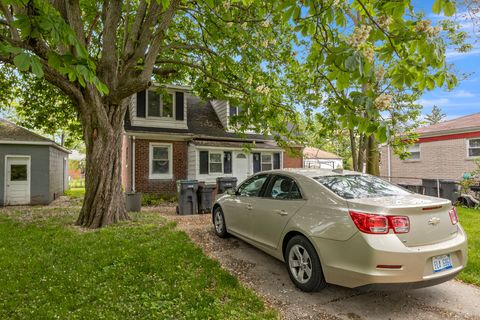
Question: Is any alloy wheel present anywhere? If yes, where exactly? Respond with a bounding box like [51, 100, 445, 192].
[288, 244, 312, 284]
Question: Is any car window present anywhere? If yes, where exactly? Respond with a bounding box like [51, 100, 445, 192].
[314, 174, 411, 199]
[266, 175, 302, 200]
[237, 174, 268, 197]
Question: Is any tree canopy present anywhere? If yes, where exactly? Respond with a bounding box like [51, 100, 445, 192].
[0, 0, 460, 227]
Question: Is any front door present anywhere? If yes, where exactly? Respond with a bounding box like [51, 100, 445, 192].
[233, 152, 249, 184]
[5, 156, 30, 205]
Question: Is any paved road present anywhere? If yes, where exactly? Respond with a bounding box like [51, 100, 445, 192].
[163, 212, 480, 320]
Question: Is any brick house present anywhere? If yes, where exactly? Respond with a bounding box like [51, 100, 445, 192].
[379, 113, 480, 184]
[121, 84, 303, 195]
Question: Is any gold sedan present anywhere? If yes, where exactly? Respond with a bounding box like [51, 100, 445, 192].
[212, 169, 468, 292]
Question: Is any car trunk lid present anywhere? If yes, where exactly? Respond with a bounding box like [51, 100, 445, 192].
[347, 194, 457, 247]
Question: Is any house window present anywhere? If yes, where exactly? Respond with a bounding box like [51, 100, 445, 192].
[147, 90, 174, 118]
[406, 143, 420, 160]
[200, 150, 232, 174]
[149, 143, 172, 179]
[468, 138, 480, 157]
[209, 152, 223, 173]
[261, 154, 273, 171]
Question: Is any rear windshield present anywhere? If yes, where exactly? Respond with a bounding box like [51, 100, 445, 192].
[314, 175, 411, 199]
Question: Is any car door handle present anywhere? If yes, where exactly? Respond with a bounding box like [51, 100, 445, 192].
[247, 204, 253, 210]
[274, 209, 288, 216]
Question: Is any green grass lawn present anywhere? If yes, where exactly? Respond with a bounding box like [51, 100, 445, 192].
[64, 187, 86, 198]
[458, 207, 480, 286]
[0, 208, 275, 319]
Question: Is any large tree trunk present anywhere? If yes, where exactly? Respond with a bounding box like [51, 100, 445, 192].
[349, 129, 358, 171]
[366, 134, 380, 176]
[357, 133, 367, 172]
[76, 95, 129, 228]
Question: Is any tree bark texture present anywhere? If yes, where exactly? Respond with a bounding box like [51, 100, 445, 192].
[366, 134, 380, 176]
[75, 96, 129, 228]
[349, 129, 358, 171]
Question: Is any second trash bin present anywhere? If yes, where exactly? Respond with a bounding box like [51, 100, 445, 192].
[197, 182, 216, 214]
[176, 180, 199, 215]
[216, 177, 238, 194]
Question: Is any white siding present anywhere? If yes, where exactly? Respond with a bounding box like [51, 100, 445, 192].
[187, 144, 197, 180]
[304, 158, 343, 169]
[129, 89, 188, 130]
[210, 100, 228, 128]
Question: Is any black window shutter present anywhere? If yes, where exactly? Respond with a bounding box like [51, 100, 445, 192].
[253, 153, 261, 173]
[136, 90, 146, 117]
[199, 151, 209, 174]
[175, 92, 184, 121]
[273, 153, 281, 169]
[224, 152, 232, 173]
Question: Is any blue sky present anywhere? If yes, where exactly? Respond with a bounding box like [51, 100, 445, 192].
[413, 0, 479, 119]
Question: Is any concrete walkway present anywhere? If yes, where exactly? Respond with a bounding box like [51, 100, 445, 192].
[160, 211, 480, 320]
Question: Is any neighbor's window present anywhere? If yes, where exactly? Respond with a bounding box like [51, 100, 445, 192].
[261, 154, 273, 171]
[209, 152, 223, 173]
[147, 90, 174, 118]
[10, 164, 27, 181]
[407, 143, 420, 160]
[149, 144, 172, 178]
[314, 174, 411, 199]
[468, 138, 480, 157]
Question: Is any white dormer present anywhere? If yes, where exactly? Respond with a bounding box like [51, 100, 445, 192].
[210, 100, 229, 128]
[129, 85, 190, 130]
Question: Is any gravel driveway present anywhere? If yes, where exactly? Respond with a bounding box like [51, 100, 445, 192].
[154, 207, 480, 320]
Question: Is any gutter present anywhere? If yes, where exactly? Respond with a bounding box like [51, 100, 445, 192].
[0, 140, 71, 154]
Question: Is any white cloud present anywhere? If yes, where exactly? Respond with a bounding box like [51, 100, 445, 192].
[417, 98, 450, 107]
[450, 89, 475, 98]
[445, 48, 480, 59]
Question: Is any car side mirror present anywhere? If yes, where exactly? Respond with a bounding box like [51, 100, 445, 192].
[226, 188, 237, 196]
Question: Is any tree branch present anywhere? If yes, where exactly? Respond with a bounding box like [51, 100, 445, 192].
[355, 0, 400, 57]
[65, 0, 86, 47]
[0, 3, 20, 41]
[153, 59, 248, 94]
[99, 0, 122, 90]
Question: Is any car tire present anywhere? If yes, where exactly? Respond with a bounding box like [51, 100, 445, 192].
[285, 235, 327, 292]
[213, 206, 229, 238]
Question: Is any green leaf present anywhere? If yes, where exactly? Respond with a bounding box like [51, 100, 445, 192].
[432, 0, 442, 14]
[13, 53, 31, 71]
[30, 57, 44, 78]
[443, 1, 455, 16]
[426, 77, 435, 90]
[374, 125, 388, 143]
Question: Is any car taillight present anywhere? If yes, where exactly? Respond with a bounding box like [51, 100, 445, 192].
[349, 211, 410, 234]
[449, 207, 459, 225]
[389, 216, 410, 233]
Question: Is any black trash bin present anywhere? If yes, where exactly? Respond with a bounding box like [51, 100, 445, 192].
[216, 177, 238, 194]
[422, 179, 439, 197]
[176, 180, 199, 215]
[125, 192, 142, 212]
[422, 178, 460, 202]
[197, 182, 216, 214]
[439, 179, 460, 203]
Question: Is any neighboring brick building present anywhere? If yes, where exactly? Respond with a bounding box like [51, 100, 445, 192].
[122, 84, 303, 195]
[380, 113, 480, 184]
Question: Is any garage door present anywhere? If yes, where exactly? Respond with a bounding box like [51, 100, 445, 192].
[6, 156, 30, 205]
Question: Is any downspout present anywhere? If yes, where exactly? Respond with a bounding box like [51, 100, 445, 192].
[387, 143, 391, 182]
[132, 136, 136, 192]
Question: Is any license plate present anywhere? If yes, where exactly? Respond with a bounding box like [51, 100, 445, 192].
[432, 254, 453, 273]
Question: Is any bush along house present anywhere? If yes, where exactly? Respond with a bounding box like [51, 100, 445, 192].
[121, 84, 303, 196]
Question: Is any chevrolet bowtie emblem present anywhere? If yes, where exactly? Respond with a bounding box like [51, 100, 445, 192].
[428, 217, 441, 226]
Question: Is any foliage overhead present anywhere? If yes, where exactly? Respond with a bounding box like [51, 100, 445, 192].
[0, 0, 460, 146]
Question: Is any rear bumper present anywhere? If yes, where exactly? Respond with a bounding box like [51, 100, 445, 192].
[312, 225, 468, 289]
